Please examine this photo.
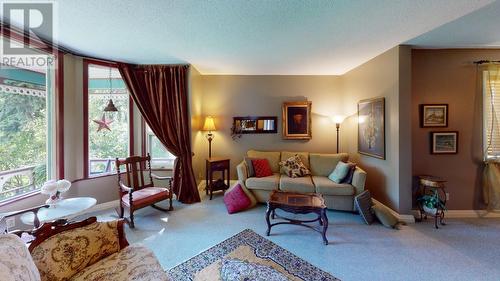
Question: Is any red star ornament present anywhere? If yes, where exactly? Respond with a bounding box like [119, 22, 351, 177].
[93, 114, 113, 132]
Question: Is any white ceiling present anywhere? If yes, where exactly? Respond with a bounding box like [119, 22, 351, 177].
[407, 0, 500, 48]
[3, 0, 498, 75]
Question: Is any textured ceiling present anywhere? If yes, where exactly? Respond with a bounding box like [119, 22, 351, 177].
[407, 0, 500, 48]
[2, 0, 496, 75]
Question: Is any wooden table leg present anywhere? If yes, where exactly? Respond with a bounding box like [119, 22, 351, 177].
[321, 209, 329, 245]
[266, 204, 273, 236]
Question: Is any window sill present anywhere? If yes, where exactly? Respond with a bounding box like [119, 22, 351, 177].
[0, 190, 42, 208]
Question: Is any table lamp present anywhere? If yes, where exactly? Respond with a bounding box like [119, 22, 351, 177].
[331, 115, 346, 153]
[202, 116, 216, 158]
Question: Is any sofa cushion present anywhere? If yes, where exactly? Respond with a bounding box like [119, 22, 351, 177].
[223, 183, 252, 214]
[279, 175, 315, 193]
[309, 153, 349, 177]
[279, 155, 311, 178]
[341, 162, 357, 184]
[280, 151, 309, 168]
[70, 244, 170, 281]
[252, 159, 273, 178]
[244, 157, 258, 177]
[247, 150, 281, 173]
[312, 176, 355, 196]
[0, 234, 41, 281]
[31, 221, 121, 281]
[246, 173, 280, 191]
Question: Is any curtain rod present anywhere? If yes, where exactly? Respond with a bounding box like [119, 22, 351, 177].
[474, 60, 500, 64]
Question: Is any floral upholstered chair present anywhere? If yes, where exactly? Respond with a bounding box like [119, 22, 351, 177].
[0, 217, 170, 281]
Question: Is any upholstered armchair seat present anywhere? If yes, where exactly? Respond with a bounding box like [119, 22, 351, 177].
[121, 187, 171, 208]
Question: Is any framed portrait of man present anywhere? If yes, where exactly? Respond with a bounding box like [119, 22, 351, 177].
[282, 101, 312, 140]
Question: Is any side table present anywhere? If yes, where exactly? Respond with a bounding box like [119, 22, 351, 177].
[417, 175, 447, 229]
[205, 157, 230, 200]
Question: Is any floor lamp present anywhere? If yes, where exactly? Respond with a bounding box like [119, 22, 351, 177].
[202, 116, 217, 158]
[332, 115, 346, 153]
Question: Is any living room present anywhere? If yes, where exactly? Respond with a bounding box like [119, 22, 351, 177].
[1, 1, 499, 281]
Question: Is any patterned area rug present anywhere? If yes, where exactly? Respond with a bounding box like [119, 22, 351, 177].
[168, 229, 339, 281]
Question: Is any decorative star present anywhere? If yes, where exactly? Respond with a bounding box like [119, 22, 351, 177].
[93, 113, 113, 132]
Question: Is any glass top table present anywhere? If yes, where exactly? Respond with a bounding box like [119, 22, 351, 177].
[20, 197, 97, 227]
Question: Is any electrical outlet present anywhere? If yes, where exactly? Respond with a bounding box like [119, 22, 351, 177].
[446, 193, 450, 201]
[6, 218, 15, 229]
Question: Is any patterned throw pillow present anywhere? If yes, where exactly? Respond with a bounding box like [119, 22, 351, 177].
[251, 159, 273, 178]
[279, 155, 311, 178]
[220, 258, 289, 281]
[223, 184, 251, 214]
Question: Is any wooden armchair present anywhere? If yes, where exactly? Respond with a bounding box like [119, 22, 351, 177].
[116, 154, 173, 228]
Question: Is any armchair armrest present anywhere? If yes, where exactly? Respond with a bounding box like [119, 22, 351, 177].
[352, 166, 367, 195]
[119, 181, 133, 193]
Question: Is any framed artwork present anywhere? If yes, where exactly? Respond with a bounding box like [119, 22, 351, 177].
[282, 101, 312, 140]
[358, 97, 385, 159]
[420, 104, 448, 127]
[430, 131, 458, 154]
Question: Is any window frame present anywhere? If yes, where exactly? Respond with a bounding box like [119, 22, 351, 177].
[140, 118, 175, 171]
[0, 28, 64, 206]
[83, 59, 134, 178]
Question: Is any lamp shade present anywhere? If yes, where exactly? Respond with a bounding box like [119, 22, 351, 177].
[202, 116, 216, 131]
[331, 115, 346, 124]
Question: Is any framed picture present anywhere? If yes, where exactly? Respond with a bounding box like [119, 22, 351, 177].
[431, 131, 458, 154]
[358, 97, 385, 159]
[420, 104, 448, 127]
[282, 101, 312, 140]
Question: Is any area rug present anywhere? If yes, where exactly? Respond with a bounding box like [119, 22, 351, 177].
[167, 229, 339, 281]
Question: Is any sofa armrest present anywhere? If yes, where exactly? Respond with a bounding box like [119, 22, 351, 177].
[236, 161, 248, 183]
[352, 166, 367, 195]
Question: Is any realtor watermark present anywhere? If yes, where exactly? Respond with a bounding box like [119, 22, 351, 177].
[1, 1, 56, 70]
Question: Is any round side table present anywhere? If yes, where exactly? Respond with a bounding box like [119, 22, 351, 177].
[20, 197, 97, 227]
[417, 176, 447, 229]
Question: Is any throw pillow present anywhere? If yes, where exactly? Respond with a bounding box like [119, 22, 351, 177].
[341, 162, 357, 184]
[223, 184, 252, 214]
[354, 190, 375, 225]
[251, 159, 273, 178]
[372, 201, 400, 229]
[328, 161, 351, 183]
[244, 157, 257, 177]
[279, 155, 311, 178]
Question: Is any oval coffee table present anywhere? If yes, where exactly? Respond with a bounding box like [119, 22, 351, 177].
[21, 197, 97, 227]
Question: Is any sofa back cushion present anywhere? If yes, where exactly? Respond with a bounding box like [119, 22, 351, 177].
[309, 153, 349, 176]
[280, 151, 309, 168]
[31, 221, 121, 281]
[247, 150, 281, 173]
[0, 234, 41, 281]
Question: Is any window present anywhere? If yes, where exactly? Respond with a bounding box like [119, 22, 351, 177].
[144, 124, 176, 169]
[0, 39, 57, 202]
[85, 62, 132, 176]
[483, 70, 500, 160]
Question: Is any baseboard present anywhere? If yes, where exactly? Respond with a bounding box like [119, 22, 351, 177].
[70, 200, 119, 219]
[443, 210, 500, 218]
[372, 198, 416, 224]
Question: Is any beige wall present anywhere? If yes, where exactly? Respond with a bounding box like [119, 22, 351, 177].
[412, 49, 500, 210]
[194, 75, 343, 180]
[342, 46, 412, 213]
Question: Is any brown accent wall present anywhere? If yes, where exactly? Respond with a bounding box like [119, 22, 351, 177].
[412, 49, 500, 210]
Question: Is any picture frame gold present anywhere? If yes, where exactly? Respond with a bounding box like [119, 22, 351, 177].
[282, 101, 312, 140]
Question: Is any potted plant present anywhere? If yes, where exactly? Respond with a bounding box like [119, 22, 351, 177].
[417, 190, 446, 215]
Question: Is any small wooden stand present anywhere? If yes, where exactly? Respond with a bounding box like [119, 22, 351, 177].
[205, 158, 230, 200]
[417, 175, 447, 229]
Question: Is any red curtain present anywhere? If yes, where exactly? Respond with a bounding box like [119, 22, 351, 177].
[118, 64, 200, 204]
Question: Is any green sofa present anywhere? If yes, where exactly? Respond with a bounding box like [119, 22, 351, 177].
[236, 150, 367, 211]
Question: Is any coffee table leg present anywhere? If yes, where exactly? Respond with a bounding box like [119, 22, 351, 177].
[321, 209, 329, 245]
[266, 204, 272, 236]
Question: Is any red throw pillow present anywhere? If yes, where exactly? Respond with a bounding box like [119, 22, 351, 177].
[251, 159, 273, 178]
[223, 184, 251, 214]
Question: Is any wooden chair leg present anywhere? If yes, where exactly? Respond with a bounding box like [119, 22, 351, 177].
[169, 193, 173, 211]
[129, 210, 135, 229]
[117, 205, 124, 218]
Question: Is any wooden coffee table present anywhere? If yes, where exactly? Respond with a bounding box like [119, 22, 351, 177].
[266, 190, 329, 245]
